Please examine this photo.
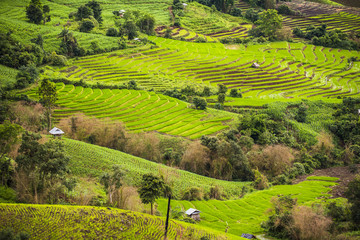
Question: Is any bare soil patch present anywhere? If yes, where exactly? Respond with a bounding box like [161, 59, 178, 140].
[293, 164, 360, 198]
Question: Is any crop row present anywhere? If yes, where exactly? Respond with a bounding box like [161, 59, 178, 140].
[158, 178, 337, 236]
[26, 82, 231, 139]
[0, 203, 228, 240]
[55, 38, 360, 100]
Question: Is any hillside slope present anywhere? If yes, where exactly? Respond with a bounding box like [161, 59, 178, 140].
[0, 203, 241, 240]
[157, 178, 337, 236]
[63, 138, 250, 198]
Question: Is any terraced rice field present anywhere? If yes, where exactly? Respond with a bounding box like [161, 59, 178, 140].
[0, 204, 234, 240]
[283, 12, 360, 34]
[62, 138, 250, 198]
[26, 82, 231, 138]
[156, 26, 217, 42]
[205, 23, 251, 39]
[158, 178, 338, 237]
[53, 37, 360, 100]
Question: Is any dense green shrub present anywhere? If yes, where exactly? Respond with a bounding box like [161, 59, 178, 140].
[0, 186, 16, 203]
[193, 97, 207, 110]
[79, 20, 95, 32]
[230, 8, 242, 16]
[75, 5, 93, 21]
[182, 187, 202, 201]
[106, 28, 118, 37]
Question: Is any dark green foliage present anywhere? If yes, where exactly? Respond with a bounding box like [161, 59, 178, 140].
[127, 80, 138, 90]
[244, 8, 260, 23]
[106, 28, 118, 37]
[250, 9, 283, 39]
[15, 64, 39, 89]
[217, 93, 225, 104]
[26, 1, 43, 24]
[261, 195, 297, 239]
[229, 88, 242, 98]
[75, 6, 93, 21]
[45, 52, 67, 66]
[164, 88, 187, 101]
[330, 98, 360, 145]
[25, 0, 51, 25]
[219, 37, 243, 44]
[0, 186, 16, 203]
[230, 7, 242, 16]
[193, 97, 207, 110]
[0, 121, 23, 162]
[58, 29, 85, 57]
[85, 0, 103, 24]
[295, 103, 307, 123]
[345, 176, 360, 228]
[79, 20, 95, 32]
[218, 84, 227, 94]
[89, 41, 104, 54]
[15, 132, 70, 203]
[182, 187, 202, 201]
[0, 32, 44, 68]
[202, 87, 211, 97]
[213, 103, 224, 110]
[277, 4, 295, 15]
[293, 25, 359, 50]
[195, 37, 207, 43]
[37, 79, 57, 131]
[137, 14, 155, 35]
[138, 173, 165, 215]
[124, 20, 138, 40]
[0, 228, 29, 240]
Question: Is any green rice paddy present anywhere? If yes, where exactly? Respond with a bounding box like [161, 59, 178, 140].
[0, 203, 238, 240]
[158, 178, 337, 236]
[25, 82, 233, 138]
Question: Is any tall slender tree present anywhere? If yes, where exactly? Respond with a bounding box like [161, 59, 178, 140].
[37, 79, 57, 131]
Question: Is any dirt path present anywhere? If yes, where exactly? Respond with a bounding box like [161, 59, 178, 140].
[293, 164, 360, 198]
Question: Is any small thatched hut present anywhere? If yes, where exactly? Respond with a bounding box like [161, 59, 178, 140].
[49, 127, 64, 138]
[185, 208, 201, 221]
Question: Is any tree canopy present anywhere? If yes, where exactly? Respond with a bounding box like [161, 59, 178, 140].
[138, 173, 165, 215]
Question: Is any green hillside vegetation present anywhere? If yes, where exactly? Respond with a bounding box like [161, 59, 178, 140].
[157, 178, 337, 236]
[48, 37, 360, 100]
[63, 138, 250, 198]
[177, 2, 249, 36]
[25, 82, 233, 138]
[0, 203, 238, 240]
[1, 0, 360, 239]
[0, 65, 18, 87]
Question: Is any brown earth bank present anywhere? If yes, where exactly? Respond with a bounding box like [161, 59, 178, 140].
[332, 0, 360, 8]
[293, 164, 360, 198]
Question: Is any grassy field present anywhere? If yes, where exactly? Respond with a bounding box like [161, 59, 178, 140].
[25, 82, 234, 138]
[62, 138, 250, 198]
[157, 178, 338, 237]
[0, 203, 242, 240]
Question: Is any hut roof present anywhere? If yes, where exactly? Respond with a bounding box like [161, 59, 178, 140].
[241, 233, 256, 239]
[49, 127, 64, 135]
[252, 62, 260, 68]
[185, 208, 201, 215]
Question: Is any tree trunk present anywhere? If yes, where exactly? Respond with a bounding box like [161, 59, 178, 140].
[47, 107, 51, 131]
[151, 202, 153, 215]
[164, 194, 171, 240]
